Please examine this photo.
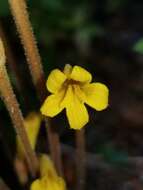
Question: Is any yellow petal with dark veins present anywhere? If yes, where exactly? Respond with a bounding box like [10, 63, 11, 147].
[61, 86, 89, 129]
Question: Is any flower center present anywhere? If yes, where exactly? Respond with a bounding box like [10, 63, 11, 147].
[62, 79, 81, 89]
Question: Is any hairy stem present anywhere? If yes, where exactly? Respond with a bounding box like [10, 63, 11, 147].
[0, 39, 38, 176]
[0, 22, 30, 107]
[8, 0, 46, 100]
[8, 0, 63, 176]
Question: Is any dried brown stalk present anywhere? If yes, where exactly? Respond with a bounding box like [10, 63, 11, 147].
[0, 39, 38, 176]
[45, 119, 63, 177]
[0, 22, 30, 106]
[76, 129, 86, 190]
[8, 0, 46, 100]
[8, 0, 63, 176]
[0, 22, 23, 94]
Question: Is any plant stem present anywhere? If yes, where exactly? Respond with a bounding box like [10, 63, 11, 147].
[0, 22, 30, 107]
[76, 129, 86, 190]
[8, 0, 63, 176]
[0, 39, 38, 176]
[45, 118, 63, 177]
[8, 0, 46, 100]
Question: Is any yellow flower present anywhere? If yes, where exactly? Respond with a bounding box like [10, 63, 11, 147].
[16, 112, 41, 159]
[30, 154, 66, 190]
[40, 64, 109, 130]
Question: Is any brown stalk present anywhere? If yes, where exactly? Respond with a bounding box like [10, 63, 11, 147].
[8, 0, 46, 100]
[76, 129, 86, 190]
[45, 119, 63, 177]
[8, 0, 63, 176]
[0, 22, 23, 94]
[0, 39, 38, 176]
[0, 22, 30, 106]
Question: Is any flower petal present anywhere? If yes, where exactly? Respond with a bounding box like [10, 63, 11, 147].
[40, 90, 65, 117]
[61, 85, 89, 129]
[63, 64, 72, 77]
[31, 154, 66, 190]
[31, 176, 66, 190]
[73, 85, 86, 103]
[39, 154, 57, 178]
[70, 66, 92, 83]
[17, 112, 41, 159]
[24, 113, 41, 149]
[30, 179, 41, 190]
[46, 69, 67, 93]
[83, 82, 109, 111]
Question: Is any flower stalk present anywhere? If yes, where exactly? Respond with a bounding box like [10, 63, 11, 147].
[45, 119, 63, 177]
[76, 129, 86, 190]
[8, 0, 63, 176]
[0, 39, 38, 176]
[8, 0, 46, 100]
[0, 22, 30, 107]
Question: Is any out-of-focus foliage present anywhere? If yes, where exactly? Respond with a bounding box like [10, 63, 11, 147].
[28, 0, 95, 41]
[106, 0, 128, 12]
[102, 146, 128, 166]
[26, 0, 103, 73]
[133, 38, 143, 54]
[0, 0, 9, 17]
